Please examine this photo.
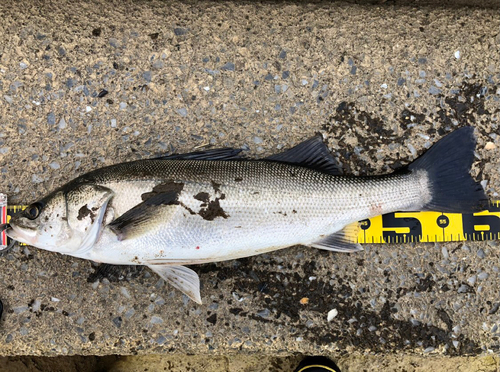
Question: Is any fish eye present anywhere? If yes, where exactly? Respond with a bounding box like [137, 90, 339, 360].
[24, 203, 42, 220]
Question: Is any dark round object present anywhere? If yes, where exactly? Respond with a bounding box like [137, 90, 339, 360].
[24, 203, 43, 220]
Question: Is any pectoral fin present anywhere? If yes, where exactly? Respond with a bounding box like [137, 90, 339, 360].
[310, 222, 362, 252]
[108, 191, 180, 240]
[148, 265, 202, 304]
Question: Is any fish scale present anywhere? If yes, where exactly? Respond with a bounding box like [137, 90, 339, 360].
[79, 160, 425, 266]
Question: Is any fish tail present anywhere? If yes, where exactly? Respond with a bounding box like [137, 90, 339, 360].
[408, 126, 488, 213]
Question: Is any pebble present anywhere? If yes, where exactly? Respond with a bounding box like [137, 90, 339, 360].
[478, 272, 489, 280]
[428, 86, 441, 95]
[112, 317, 122, 328]
[221, 62, 235, 71]
[454, 50, 461, 59]
[407, 143, 417, 157]
[13, 306, 29, 314]
[176, 108, 188, 117]
[256, 309, 270, 318]
[58, 118, 67, 129]
[124, 308, 135, 319]
[467, 275, 477, 286]
[174, 28, 187, 36]
[150, 315, 163, 324]
[49, 162, 60, 170]
[120, 287, 131, 299]
[32, 174, 43, 184]
[47, 112, 56, 125]
[142, 71, 152, 82]
[458, 284, 469, 293]
[485, 142, 496, 150]
[152, 60, 164, 69]
[327, 309, 338, 322]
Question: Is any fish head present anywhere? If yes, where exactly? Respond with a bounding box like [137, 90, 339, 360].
[6, 184, 114, 254]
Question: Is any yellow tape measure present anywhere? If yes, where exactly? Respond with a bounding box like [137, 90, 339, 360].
[357, 201, 500, 244]
[2, 202, 500, 247]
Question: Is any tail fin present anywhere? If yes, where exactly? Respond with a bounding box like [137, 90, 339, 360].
[408, 126, 487, 213]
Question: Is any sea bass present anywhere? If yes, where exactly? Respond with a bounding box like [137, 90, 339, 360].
[4, 127, 487, 303]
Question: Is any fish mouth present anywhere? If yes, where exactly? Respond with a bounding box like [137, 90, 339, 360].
[3, 224, 37, 245]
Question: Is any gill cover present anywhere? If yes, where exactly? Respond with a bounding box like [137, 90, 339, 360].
[65, 184, 114, 254]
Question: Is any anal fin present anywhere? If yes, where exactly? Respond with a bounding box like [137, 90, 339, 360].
[148, 265, 202, 304]
[310, 222, 362, 252]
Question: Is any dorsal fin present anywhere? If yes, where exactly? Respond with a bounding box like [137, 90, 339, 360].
[265, 136, 342, 175]
[154, 148, 244, 161]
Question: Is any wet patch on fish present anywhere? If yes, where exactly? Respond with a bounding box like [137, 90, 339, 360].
[141, 181, 184, 203]
[190, 182, 230, 221]
[194, 192, 210, 207]
[77, 205, 96, 223]
[211, 180, 222, 193]
[179, 202, 196, 215]
[198, 197, 229, 221]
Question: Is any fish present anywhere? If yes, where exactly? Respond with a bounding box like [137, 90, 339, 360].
[3, 127, 487, 304]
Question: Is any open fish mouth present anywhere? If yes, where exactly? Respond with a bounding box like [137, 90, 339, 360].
[2, 224, 36, 246]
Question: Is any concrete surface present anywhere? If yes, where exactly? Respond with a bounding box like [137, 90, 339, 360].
[0, 0, 499, 365]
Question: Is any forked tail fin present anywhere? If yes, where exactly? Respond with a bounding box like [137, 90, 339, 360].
[408, 126, 487, 213]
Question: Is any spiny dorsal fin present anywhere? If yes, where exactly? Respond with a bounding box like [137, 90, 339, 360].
[154, 148, 244, 161]
[265, 136, 342, 175]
